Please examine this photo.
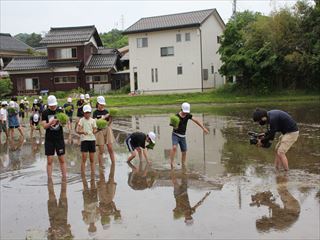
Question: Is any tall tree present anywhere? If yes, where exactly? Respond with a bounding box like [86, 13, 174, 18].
[99, 29, 128, 49]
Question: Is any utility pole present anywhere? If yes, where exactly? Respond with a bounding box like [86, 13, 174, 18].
[120, 14, 124, 31]
[232, 0, 237, 17]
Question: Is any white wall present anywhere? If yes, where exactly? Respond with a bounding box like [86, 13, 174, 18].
[200, 14, 225, 89]
[128, 28, 202, 93]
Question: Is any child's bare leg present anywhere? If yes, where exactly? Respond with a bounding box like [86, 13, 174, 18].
[181, 151, 187, 165]
[18, 126, 24, 138]
[58, 155, 67, 179]
[170, 145, 177, 166]
[107, 143, 115, 164]
[127, 150, 136, 163]
[89, 152, 95, 176]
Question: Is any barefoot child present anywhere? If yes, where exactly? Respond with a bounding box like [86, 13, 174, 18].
[93, 96, 115, 167]
[41, 95, 67, 179]
[77, 105, 97, 176]
[125, 131, 156, 163]
[30, 112, 42, 139]
[0, 101, 9, 143]
[169, 102, 209, 167]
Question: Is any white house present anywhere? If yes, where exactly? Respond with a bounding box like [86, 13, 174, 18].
[123, 9, 226, 94]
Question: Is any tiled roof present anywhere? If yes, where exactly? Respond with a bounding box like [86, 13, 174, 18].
[48, 60, 81, 67]
[84, 54, 117, 70]
[0, 33, 32, 52]
[40, 25, 103, 46]
[4, 56, 49, 71]
[124, 9, 221, 34]
[97, 47, 116, 54]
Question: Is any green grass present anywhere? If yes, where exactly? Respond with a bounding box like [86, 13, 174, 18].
[5, 89, 319, 110]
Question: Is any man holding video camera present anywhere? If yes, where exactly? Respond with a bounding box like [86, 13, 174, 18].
[253, 109, 299, 171]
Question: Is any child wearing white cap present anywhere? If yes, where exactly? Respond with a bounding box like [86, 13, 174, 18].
[76, 104, 97, 176]
[30, 112, 42, 139]
[93, 96, 116, 167]
[170, 102, 209, 167]
[41, 95, 67, 179]
[125, 131, 156, 163]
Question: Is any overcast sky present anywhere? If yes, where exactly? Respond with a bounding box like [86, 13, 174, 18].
[0, 0, 299, 35]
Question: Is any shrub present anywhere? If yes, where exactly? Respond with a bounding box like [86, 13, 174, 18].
[0, 77, 13, 97]
[54, 91, 68, 99]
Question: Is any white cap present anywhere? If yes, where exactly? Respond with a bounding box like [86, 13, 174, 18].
[47, 95, 57, 106]
[20, 99, 24, 103]
[83, 104, 92, 113]
[9, 101, 15, 108]
[33, 114, 39, 122]
[148, 131, 156, 144]
[181, 102, 190, 113]
[85, 93, 90, 99]
[80, 94, 85, 100]
[1, 101, 8, 106]
[67, 97, 72, 103]
[34, 99, 38, 104]
[97, 96, 106, 105]
[39, 96, 42, 100]
[24, 97, 27, 100]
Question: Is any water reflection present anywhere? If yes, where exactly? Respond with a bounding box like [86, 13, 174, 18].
[81, 170, 99, 237]
[97, 163, 121, 229]
[250, 174, 301, 232]
[127, 161, 157, 190]
[171, 165, 211, 225]
[47, 178, 73, 239]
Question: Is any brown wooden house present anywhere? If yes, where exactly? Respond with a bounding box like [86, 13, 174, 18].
[5, 25, 124, 95]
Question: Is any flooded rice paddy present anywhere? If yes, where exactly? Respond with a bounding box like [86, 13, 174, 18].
[1, 103, 319, 239]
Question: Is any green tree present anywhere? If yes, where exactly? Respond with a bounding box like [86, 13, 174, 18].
[99, 29, 128, 48]
[0, 77, 13, 97]
[14, 33, 42, 47]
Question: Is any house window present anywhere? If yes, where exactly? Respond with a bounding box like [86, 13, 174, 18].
[137, 38, 148, 48]
[217, 36, 221, 43]
[211, 65, 214, 74]
[151, 68, 154, 82]
[177, 66, 183, 75]
[55, 48, 77, 59]
[203, 69, 209, 80]
[86, 75, 108, 83]
[176, 33, 181, 42]
[161, 47, 174, 57]
[185, 33, 191, 41]
[25, 78, 39, 90]
[54, 76, 77, 84]
[155, 68, 158, 82]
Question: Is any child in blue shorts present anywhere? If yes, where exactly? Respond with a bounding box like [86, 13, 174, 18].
[170, 102, 209, 167]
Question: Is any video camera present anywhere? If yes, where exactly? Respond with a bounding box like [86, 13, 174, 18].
[248, 131, 272, 148]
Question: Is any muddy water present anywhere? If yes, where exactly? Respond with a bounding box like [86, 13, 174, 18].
[1, 103, 319, 239]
